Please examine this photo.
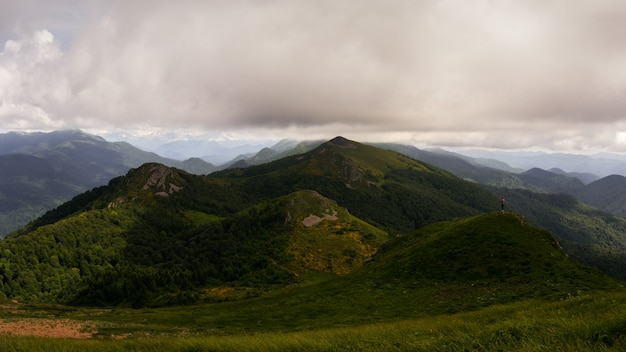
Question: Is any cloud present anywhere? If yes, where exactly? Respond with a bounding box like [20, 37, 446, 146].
[2, 0, 626, 151]
[0, 29, 68, 129]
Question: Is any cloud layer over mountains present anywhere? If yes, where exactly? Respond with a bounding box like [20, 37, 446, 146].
[2, 0, 626, 151]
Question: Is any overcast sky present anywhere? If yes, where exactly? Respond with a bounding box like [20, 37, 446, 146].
[2, 0, 626, 151]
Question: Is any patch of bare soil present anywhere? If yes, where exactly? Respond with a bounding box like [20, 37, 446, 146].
[0, 318, 96, 339]
[302, 210, 338, 227]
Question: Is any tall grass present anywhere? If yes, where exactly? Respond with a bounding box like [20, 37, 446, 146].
[1, 291, 624, 351]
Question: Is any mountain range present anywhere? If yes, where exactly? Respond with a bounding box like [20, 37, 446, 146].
[0, 135, 624, 310]
[3, 131, 626, 256]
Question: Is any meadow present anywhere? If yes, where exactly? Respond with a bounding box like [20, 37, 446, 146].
[0, 288, 625, 351]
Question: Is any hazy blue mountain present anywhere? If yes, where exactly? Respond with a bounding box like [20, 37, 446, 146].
[156, 140, 274, 164]
[424, 147, 523, 173]
[379, 143, 626, 221]
[574, 175, 626, 218]
[517, 168, 585, 194]
[100, 130, 277, 164]
[548, 168, 599, 184]
[448, 149, 621, 178]
[223, 139, 325, 168]
[375, 143, 535, 189]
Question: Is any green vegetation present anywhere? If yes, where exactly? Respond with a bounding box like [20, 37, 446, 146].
[496, 188, 626, 281]
[1, 137, 626, 349]
[1, 291, 626, 351]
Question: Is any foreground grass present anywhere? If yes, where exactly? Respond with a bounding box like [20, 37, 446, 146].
[1, 290, 625, 351]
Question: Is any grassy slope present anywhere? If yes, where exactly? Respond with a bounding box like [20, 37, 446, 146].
[0, 212, 624, 350]
[62, 213, 623, 331]
[495, 187, 626, 281]
[282, 190, 388, 275]
[2, 292, 626, 351]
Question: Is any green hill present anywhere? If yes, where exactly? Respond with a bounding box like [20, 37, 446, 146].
[363, 212, 617, 295]
[575, 174, 626, 217]
[487, 188, 626, 281]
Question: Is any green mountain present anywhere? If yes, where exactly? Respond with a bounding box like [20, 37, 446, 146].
[0, 130, 217, 236]
[213, 137, 497, 234]
[575, 175, 626, 217]
[517, 167, 585, 194]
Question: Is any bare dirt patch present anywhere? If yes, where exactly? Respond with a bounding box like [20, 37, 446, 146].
[302, 210, 338, 227]
[0, 318, 96, 339]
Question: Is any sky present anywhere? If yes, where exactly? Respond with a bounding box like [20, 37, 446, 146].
[2, 0, 626, 152]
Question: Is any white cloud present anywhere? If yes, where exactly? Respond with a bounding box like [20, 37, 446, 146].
[0, 29, 68, 130]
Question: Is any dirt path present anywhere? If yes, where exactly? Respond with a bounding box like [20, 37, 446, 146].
[0, 318, 95, 339]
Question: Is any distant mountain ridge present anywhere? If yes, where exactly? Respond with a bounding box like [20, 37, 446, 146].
[574, 175, 626, 218]
[378, 143, 626, 220]
[449, 148, 626, 179]
[5, 129, 626, 236]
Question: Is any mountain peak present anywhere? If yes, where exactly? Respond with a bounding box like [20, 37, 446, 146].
[142, 164, 183, 196]
[328, 136, 356, 148]
[124, 163, 186, 198]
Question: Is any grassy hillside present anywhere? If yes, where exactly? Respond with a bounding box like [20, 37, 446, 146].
[374, 142, 626, 282]
[282, 190, 388, 275]
[493, 188, 626, 281]
[363, 212, 618, 296]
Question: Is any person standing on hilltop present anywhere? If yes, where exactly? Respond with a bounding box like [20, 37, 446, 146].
[501, 196, 505, 212]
